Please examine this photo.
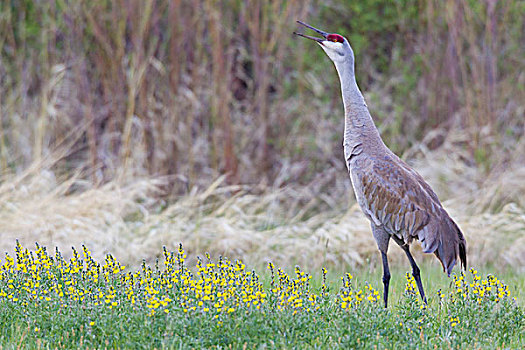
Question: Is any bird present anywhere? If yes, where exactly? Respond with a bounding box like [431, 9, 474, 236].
[294, 21, 467, 307]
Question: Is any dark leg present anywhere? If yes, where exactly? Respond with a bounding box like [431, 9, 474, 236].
[381, 252, 391, 308]
[392, 237, 427, 303]
[371, 225, 391, 308]
[405, 247, 426, 303]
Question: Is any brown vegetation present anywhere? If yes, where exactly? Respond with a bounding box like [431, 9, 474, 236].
[0, 1, 523, 270]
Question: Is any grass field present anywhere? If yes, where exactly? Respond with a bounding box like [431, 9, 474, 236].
[1, 242, 523, 349]
[1, 1, 524, 348]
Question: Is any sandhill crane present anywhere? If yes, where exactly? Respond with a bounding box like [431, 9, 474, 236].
[294, 21, 467, 307]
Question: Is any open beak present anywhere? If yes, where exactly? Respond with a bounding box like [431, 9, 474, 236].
[293, 21, 328, 43]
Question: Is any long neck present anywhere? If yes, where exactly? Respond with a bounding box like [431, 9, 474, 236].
[334, 59, 382, 148]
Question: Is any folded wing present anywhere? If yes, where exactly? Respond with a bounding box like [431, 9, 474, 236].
[356, 154, 466, 275]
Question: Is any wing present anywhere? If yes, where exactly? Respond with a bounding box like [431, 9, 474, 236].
[355, 154, 441, 246]
[354, 153, 466, 276]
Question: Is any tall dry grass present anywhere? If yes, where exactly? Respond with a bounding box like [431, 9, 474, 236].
[0, 1, 524, 270]
[1, 131, 524, 272]
[1, 1, 523, 186]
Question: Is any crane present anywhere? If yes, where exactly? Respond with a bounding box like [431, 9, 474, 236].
[294, 21, 467, 307]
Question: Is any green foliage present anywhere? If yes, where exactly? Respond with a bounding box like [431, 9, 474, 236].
[317, 1, 420, 77]
[0, 243, 523, 349]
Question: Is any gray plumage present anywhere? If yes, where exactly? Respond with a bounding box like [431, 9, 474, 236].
[295, 21, 467, 307]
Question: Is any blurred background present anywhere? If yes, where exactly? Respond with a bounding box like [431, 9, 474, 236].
[0, 0, 524, 272]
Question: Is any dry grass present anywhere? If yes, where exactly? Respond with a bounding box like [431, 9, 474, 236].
[1, 1, 523, 187]
[1, 134, 523, 273]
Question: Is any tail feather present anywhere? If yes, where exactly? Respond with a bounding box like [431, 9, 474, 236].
[457, 222, 467, 270]
[433, 213, 467, 276]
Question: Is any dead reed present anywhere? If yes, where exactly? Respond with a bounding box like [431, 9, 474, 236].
[1, 1, 523, 185]
[1, 133, 523, 272]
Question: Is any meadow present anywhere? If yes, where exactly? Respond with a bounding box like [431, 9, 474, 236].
[0, 242, 523, 349]
[1, 1, 524, 348]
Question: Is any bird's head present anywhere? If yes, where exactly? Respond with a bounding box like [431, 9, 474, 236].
[293, 21, 354, 64]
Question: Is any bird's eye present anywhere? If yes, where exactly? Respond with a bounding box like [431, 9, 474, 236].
[327, 34, 344, 43]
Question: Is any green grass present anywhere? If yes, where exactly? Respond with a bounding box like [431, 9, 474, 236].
[0, 243, 523, 349]
[324, 263, 525, 308]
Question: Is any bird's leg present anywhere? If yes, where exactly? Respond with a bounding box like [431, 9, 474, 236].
[393, 238, 427, 304]
[405, 248, 426, 303]
[372, 225, 391, 307]
[381, 251, 391, 308]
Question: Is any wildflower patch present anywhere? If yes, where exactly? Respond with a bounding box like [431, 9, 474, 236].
[0, 242, 523, 349]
